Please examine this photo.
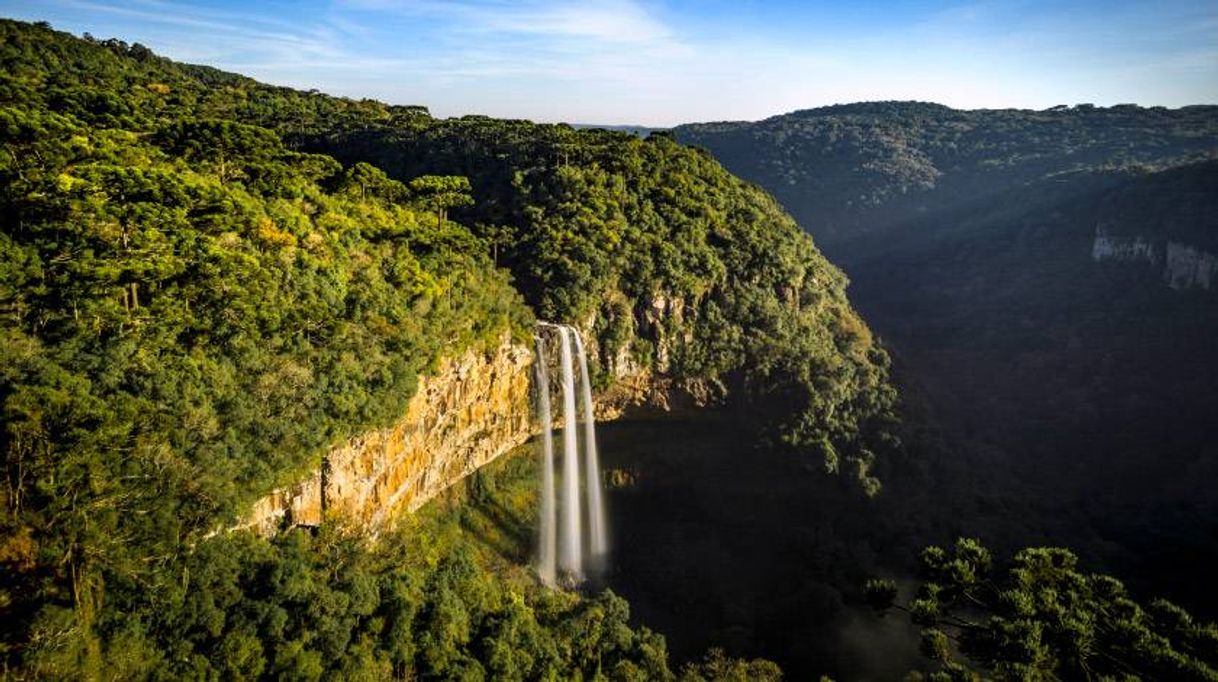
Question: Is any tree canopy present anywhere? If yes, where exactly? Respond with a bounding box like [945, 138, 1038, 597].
[866, 539, 1218, 681]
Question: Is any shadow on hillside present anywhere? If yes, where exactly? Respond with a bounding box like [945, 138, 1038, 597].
[597, 417, 926, 681]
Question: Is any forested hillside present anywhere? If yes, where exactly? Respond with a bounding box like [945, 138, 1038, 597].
[674, 101, 1218, 251]
[0, 19, 896, 677]
[0, 19, 536, 677]
[675, 102, 1218, 619]
[1, 19, 901, 484]
[298, 120, 903, 486]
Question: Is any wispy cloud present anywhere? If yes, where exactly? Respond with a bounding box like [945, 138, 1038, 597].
[336, 0, 693, 72]
[22, 0, 348, 66]
[452, 0, 668, 44]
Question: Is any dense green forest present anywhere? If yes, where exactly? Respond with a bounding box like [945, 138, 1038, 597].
[2, 18, 1217, 680]
[293, 115, 902, 488]
[9, 436, 782, 679]
[674, 101, 1218, 251]
[0, 18, 901, 485]
[866, 538, 1218, 680]
[0, 20, 535, 676]
[0, 19, 896, 677]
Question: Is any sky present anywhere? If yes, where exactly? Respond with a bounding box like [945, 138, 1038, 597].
[2, 0, 1216, 126]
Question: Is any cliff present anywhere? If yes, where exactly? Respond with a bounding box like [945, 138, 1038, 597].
[586, 290, 724, 421]
[239, 304, 732, 535]
[1087, 162, 1218, 291]
[1091, 226, 1218, 291]
[243, 337, 534, 534]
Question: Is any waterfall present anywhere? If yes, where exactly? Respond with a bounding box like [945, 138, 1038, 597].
[534, 334, 557, 586]
[557, 326, 582, 576]
[573, 331, 609, 564]
[534, 322, 608, 586]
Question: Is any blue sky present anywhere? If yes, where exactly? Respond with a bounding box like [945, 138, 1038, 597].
[2, 0, 1215, 126]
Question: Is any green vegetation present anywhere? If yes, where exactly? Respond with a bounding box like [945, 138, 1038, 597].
[0, 19, 530, 675]
[2, 17, 1215, 682]
[673, 101, 1218, 248]
[866, 539, 1218, 681]
[1, 18, 901, 489]
[0, 19, 904, 677]
[307, 116, 901, 487]
[17, 448, 722, 680]
[677, 100, 1218, 621]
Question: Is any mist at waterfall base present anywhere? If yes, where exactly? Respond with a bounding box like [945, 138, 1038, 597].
[533, 323, 609, 587]
[596, 418, 932, 680]
[525, 326, 978, 678]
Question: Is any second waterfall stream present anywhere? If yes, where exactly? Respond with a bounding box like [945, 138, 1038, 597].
[534, 323, 609, 587]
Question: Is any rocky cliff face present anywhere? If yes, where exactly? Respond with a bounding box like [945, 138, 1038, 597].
[583, 289, 724, 421]
[1164, 242, 1218, 290]
[1091, 225, 1157, 265]
[1091, 225, 1217, 291]
[243, 337, 533, 534]
[240, 312, 710, 535]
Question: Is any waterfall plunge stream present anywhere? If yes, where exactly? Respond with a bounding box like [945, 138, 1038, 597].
[535, 323, 609, 586]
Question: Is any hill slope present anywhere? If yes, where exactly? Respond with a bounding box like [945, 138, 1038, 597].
[0, 19, 897, 676]
[675, 102, 1218, 614]
[674, 101, 1218, 252]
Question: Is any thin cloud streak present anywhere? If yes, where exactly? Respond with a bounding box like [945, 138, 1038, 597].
[341, 0, 675, 43]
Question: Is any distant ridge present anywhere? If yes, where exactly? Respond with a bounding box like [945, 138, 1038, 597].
[567, 122, 658, 137]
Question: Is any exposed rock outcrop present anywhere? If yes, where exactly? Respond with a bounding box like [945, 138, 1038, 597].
[243, 337, 533, 534]
[1165, 241, 1218, 290]
[1091, 225, 1157, 264]
[1091, 225, 1216, 291]
[564, 287, 726, 421]
[243, 287, 732, 536]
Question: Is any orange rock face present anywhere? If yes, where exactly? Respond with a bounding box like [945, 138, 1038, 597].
[238, 325, 706, 536]
[243, 337, 533, 534]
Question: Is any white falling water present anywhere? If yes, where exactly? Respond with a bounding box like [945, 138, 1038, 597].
[573, 331, 609, 564]
[535, 322, 609, 586]
[534, 334, 557, 587]
[557, 326, 583, 578]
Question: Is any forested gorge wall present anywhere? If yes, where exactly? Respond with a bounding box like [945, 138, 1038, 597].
[305, 121, 901, 490]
